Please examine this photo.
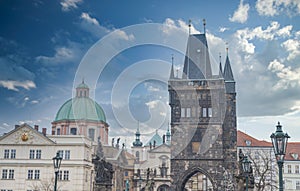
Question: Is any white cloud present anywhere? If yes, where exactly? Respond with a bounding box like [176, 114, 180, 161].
[145, 100, 159, 109]
[36, 42, 83, 65]
[268, 59, 300, 90]
[219, 27, 229, 33]
[233, 21, 293, 54]
[31, 100, 39, 104]
[112, 29, 135, 41]
[60, 0, 82, 11]
[2, 123, 9, 127]
[0, 80, 36, 91]
[256, 0, 300, 16]
[162, 18, 200, 35]
[229, 0, 250, 23]
[80, 12, 99, 26]
[281, 39, 300, 60]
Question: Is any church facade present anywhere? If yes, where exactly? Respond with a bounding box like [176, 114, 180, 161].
[169, 32, 237, 190]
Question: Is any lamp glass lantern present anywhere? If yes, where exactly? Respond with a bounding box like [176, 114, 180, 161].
[270, 122, 290, 161]
[242, 156, 252, 173]
[53, 152, 62, 172]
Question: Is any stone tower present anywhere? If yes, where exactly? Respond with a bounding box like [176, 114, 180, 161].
[168, 32, 237, 190]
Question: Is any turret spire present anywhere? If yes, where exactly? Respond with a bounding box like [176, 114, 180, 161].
[132, 121, 143, 147]
[169, 54, 175, 79]
[188, 19, 191, 35]
[203, 19, 206, 34]
[219, 52, 223, 78]
[223, 46, 235, 93]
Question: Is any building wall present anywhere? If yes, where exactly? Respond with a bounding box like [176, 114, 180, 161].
[284, 160, 300, 190]
[0, 125, 95, 191]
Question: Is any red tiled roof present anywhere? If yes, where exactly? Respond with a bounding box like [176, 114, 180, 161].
[237, 130, 300, 161]
[285, 142, 300, 161]
[237, 130, 272, 147]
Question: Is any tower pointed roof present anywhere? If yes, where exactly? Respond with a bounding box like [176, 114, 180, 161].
[169, 55, 175, 79]
[182, 34, 212, 79]
[132, 122, 143, 147]
[223, 54, 234, 81]
[218, 53, 223, 78]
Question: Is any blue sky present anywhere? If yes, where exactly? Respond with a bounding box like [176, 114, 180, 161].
[1, 0, 300, 144]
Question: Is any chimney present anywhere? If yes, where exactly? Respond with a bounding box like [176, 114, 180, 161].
[34, 125, 39, 131]
[42, 128, 47, 136]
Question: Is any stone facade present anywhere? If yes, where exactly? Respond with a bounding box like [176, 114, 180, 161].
[168, 33, 237, 190]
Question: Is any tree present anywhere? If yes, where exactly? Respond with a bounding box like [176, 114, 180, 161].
[243, 148, 277, 191]
[29, 178, 62, 191]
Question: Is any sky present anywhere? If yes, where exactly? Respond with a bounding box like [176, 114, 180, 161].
[1, 0, 300, 145]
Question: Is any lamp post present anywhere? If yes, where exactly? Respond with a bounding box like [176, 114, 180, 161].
[270, 122, 290, 191]
[52, 152, 62, 191]
[242, 156, 252, 191]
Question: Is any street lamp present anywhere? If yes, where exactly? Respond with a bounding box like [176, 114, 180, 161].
[242, 156, 252, 191]
[270, 122, 290, 191]
[52, 152, 62, 191]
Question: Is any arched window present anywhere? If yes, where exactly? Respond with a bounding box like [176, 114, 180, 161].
[70, 128, 77, 135]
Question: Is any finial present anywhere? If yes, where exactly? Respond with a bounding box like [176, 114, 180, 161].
[219, 52, 222, 63]
[82, 78, 85, 84]
[225, 42, 229, 56]
[176, 68, 179, 78]
[171, 54, 174, 65]
[203, 19, 206, 34]
[188, 19, 191, 35]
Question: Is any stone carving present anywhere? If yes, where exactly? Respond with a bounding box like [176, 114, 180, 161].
[93, 136, 114, 190]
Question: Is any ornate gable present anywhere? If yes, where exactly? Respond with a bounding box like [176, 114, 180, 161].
[0, 124, 55, 145]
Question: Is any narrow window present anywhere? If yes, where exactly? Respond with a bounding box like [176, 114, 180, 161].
[29, 150, 35, 159]
[36, 150, 41, 159]
[63, 170, 69, 180]
[10, 149, 16, 159]
[34, 170, 40, 179]
[8, 170, 14, 179]
[58, 150, 64, 158]
[88, 129, 95, 141]
[202, 108, 207, 117]
[181, 108, 185, 118]
[186, 108, 191, 118]
[208, 107, 212, 117]
[65, 150, 70, 160]
[4, 149, 9, 159]
[57, 128, 61, 135]
[28, 170, 33, 179]
[288, 165, 292, 173]
[2, 169, 8, 179]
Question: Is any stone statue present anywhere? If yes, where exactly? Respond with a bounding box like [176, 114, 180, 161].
[116, 137, 120, 148]
[149, 142, 152, 149]
[163, 134, 166, 144]
[92, 136, 114, 191]
[112, 138, 114, 147]
[125, 179, 129, 191]
[153, 140, 156, 148]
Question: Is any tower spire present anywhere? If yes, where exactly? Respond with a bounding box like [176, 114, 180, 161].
[188, 19, 191, 35]
[203, 19, 206, 34]
[132, 121, 143, 147]
[169, 54, 175, 79]
[219, 52, 223, 78]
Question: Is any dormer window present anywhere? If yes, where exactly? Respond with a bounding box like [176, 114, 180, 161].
[291, 153, 298, 160]
[245, 140, 251, 146]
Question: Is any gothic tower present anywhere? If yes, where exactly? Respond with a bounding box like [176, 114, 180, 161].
[169, 30, 237, 190]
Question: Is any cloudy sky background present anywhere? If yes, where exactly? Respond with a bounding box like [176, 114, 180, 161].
[1, 0, 300, 145]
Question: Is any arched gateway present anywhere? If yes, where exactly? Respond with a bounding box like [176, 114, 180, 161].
[168, 29, 237, 190]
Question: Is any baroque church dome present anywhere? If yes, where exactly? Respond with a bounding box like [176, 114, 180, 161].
[53, 81, 106, 122]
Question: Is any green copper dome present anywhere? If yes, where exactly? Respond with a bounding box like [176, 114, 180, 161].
[54, 81, 106, 122]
